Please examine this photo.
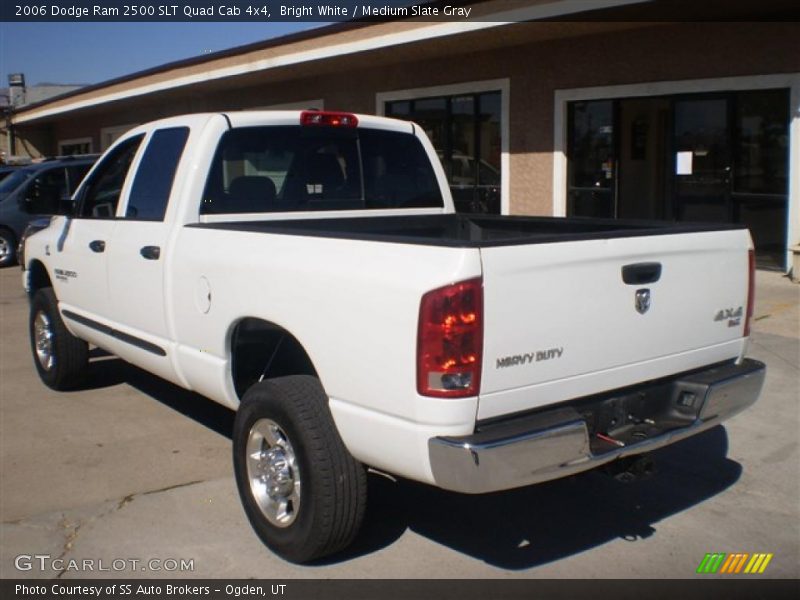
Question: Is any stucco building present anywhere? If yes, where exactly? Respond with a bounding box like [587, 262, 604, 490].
[8, 0, 800, 271]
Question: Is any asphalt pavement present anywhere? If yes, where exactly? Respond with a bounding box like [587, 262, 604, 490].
[0, 266, 797, 580]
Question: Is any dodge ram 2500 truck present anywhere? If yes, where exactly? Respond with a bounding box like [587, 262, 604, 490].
[22, 111, 765, 563]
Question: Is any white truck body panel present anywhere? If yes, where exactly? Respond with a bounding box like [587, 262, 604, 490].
[478, 229, 751, 419]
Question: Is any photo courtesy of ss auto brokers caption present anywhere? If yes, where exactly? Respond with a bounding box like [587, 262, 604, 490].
[21, 109, 766, 563]
[14, 582, 276, 598]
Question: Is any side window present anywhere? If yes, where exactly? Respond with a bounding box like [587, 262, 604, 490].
[29, 168, 67, 205]
[80, 135, 144, 218]
[125, 127, 189, 220]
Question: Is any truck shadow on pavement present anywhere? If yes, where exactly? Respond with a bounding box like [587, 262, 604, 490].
[339, 425, 740, 569]
[76, 354, 740, 570]
[75, 352, 235, 438]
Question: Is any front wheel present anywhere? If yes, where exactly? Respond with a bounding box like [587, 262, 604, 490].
[29, 288, 89, 390]
[0, 228, 17, 268]
[233, 375, 367, 563]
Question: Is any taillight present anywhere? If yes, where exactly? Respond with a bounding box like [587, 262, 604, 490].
[300, 111, 359, 128]
[417, 278, 483, 398]
[744, 248, 755, 337]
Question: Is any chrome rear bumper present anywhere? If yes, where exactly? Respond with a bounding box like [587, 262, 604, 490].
[428, 359, 765, 494]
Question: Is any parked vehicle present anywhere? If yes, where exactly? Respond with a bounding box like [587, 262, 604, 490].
[21, 111, 765, 562]
[0, 156, 96, 267]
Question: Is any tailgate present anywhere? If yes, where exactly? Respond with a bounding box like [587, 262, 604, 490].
[478, 229, 752, 420]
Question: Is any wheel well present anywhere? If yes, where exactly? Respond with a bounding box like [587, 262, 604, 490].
[27, 260, 52, 298]
[230, 318, 318, 399]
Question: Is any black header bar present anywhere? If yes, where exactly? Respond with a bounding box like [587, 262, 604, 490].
[3, 0, 798, 23]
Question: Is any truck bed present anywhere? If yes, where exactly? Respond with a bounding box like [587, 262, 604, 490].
[189, 211, 751, 421]
[192, 214, 743, 247]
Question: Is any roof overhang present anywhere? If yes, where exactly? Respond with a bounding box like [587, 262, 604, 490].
[12, 0, 796, 126]
[12, 0, 649, 125]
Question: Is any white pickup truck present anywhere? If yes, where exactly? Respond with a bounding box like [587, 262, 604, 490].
[21, 111, 765, 563]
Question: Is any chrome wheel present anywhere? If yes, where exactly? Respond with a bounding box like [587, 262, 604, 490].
[0, 236, 10, 261]
[246, 418, 301, 527]
[33, 311, 55, 371]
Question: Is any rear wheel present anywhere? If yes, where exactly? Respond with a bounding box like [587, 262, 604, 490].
[29, 288, 89, 390]
[233, 375, 367, 563]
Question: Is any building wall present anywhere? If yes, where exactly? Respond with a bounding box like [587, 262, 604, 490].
[17, 22, 800, 215]
[0, 123, 9, 162]
[11, 124, 51, 159]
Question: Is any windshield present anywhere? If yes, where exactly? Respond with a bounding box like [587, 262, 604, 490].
[201, 126, 443, 214]
[0, 168, 35, 197]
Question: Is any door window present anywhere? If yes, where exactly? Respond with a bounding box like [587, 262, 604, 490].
[79, 135, 144, 218]
[28, 168, 68, 207]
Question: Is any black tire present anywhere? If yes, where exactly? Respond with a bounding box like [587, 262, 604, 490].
[29, 288, 89, 390]
[233, 375, 367, 563]
[0, 228, 16, 268]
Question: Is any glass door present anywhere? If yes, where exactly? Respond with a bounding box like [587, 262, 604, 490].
[672, 97, 732, 223]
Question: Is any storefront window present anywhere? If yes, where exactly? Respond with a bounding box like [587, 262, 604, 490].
[734, 89, 790, 195]
[386, 90, 502, 214]
[566, 89, 790, 268]
[410, 97, 448, 153]
[58, 140, 92, 156]
[733, 89, 790, 266]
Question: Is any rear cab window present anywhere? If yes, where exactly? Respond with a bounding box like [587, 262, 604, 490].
[201, 126, 443, 214]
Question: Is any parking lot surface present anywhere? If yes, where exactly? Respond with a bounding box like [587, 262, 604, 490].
[1, 266, 798, 579]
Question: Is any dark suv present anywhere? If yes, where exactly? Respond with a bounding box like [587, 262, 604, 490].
[0, 156, 97, 267]
[0, 165, 23, 182]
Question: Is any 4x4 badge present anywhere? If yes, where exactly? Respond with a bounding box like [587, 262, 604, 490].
[635, 288, 651, 314]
